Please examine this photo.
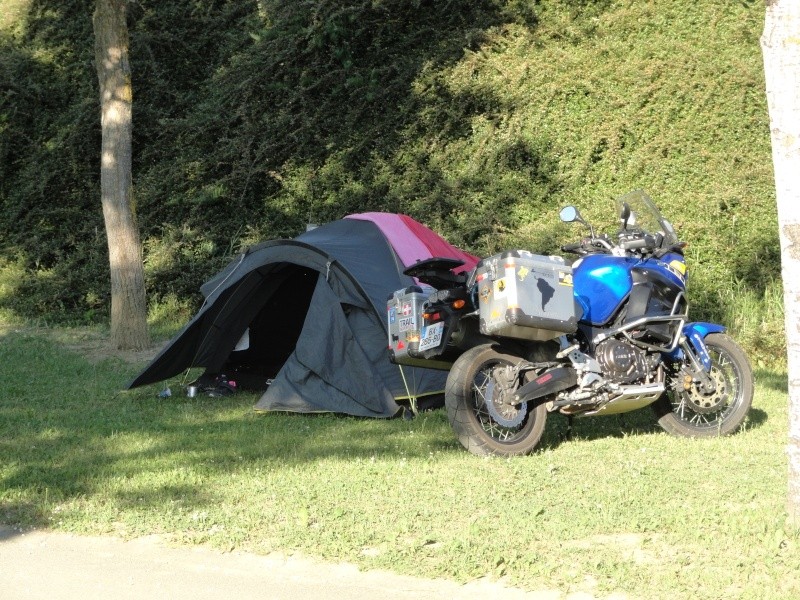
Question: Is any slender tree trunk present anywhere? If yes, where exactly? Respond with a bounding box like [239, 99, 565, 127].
[93, 0, 149, 350]
[761, 0, 800, 526]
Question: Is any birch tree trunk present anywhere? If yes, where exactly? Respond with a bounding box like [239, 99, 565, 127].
[93, 0, 149, 350]
[761, 0, 800, 526]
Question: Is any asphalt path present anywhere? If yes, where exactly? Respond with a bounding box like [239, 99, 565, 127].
[0, 526, 616, 600]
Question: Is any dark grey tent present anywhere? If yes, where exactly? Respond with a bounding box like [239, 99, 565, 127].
[128, 215, 477, 418]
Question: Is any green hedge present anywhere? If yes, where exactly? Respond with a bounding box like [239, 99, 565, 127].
[0, 0, 780, 354]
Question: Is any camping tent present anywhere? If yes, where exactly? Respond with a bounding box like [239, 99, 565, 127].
[128, 213, 478, 418]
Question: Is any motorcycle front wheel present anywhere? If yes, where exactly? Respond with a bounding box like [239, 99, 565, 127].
[653, 333, 754, 437]
[445, 344, 547, 457]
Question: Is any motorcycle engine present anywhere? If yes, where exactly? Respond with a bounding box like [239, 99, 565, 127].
[595, 339, 648, 384]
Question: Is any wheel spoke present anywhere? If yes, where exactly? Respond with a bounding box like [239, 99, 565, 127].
[669, 342, 746, 430]
[447, 345, 550, 455]
[469, 361, 529, 443]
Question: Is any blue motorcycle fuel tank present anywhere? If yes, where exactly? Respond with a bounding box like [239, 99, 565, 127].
[573, 252, 687, 326]
[572, 255, 636, 326]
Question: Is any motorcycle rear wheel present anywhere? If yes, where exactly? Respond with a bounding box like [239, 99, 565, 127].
[445, 344, 547, 456]
[653, 333, 753, 437]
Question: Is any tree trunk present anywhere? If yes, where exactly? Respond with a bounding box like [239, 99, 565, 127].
[93, 0, 149, 350]
[762, 0, 800, 526]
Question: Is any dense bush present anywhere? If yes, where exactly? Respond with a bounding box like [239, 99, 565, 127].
[0, 0, 780, 354]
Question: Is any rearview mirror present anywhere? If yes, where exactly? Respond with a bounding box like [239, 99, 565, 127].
[620, 202, 631, 229]
[560, 206, 579, 223]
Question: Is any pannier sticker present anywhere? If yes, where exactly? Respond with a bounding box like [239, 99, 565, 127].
[399, 316, 416, 332]
[559, 272, 573, 286]
[517, 266, 530, 281]
[401, 303, 412, 316]
[494, 277, 508, 298]
[479, 285, 492, 302]
[388, 307, 396, 324]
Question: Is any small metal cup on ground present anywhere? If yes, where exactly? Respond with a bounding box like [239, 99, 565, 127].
[186, 385, 198, 398]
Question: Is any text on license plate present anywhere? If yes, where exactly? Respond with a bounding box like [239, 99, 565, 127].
[418, 322, 445, 352]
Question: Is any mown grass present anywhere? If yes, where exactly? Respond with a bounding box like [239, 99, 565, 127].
[0, 326, 796, 599]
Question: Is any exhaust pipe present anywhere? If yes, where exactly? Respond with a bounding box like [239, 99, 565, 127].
[513, 366, 577, 404]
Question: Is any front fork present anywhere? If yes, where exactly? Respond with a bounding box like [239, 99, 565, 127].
[672, 322, 725, 394]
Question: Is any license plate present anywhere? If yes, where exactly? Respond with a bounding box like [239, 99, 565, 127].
[418, 322, 445, 352]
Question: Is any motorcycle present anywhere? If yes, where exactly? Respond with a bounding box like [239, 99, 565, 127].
[386, 190, 754, 456]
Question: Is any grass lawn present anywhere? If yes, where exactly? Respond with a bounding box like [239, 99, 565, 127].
[0, 325, 797, 599]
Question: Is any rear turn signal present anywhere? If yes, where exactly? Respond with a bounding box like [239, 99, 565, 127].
[452, 299, 466, 310]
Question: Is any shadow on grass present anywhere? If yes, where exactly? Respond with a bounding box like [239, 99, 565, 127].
[755, 368, 788, 393]
[537, 403, 769, 451]
[0, 337, 461, 526]
[0, 525, 25, 541]
[0, 502, 51, 531]
[745, 407, 769, 428]
[0, 329, 782, 530]
[537, 409, 660, 450]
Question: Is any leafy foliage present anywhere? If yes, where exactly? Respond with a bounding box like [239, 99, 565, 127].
[0, 0, 780, 355]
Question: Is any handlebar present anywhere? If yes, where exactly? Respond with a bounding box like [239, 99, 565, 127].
[561, 236, 615, 255]
[619, 237, 649, 251]
[562, 233, 665, 256]
[561, 242, 583, 253]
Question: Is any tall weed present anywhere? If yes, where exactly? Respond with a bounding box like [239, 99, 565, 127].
[713, 278, 786, 368]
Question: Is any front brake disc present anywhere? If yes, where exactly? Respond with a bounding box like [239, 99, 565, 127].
[683, 368, 727, 414]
